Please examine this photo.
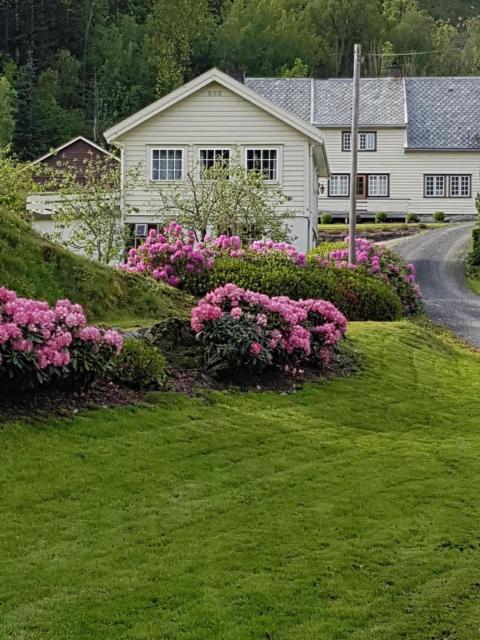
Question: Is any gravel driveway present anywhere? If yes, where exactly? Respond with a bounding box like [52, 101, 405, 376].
[393, 223, 480, 347]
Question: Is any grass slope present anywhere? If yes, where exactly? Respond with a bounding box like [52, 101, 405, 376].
[2, 322, 480, 639]
[0, 212, 193, 325]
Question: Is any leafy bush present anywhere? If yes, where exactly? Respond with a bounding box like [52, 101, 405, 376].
[468, 227, 480, 269]
[375, 211, 388, 223]
[191, 284, 347, 372]
[320, 213, 333, 225]
[0, 288, 123, 390]
[308, 242, 346, 259]
[316, 238, 422, 315]
[406, 213, 419, 223]
[111, 339, 167, 390]
[433, 211, 446, 222]
[185, 257, 403, 321]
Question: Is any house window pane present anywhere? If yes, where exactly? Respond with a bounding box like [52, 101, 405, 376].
[368, 174, 389, 197]
[425, 175, 445, 197]
[246, 149, 278, 180]
[342, 132, 351, 151]
[329, 174, 349, 197]
[450, 175, 470, 197]
[358, 132, 376, 151]
[151, 149, 183, 181]
[199, 148, 230, 177]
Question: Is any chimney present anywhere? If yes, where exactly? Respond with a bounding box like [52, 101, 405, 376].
[228, 67, 245, 84]
[388, 64, 402, 78]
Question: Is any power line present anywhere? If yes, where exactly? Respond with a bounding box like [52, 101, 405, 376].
[366, 47, 463, 57]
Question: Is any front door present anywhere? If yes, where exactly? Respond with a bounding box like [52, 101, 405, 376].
[356, 174, 367, 199]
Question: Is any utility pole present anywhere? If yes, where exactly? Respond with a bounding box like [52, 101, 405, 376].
[348, 43, 361, 265]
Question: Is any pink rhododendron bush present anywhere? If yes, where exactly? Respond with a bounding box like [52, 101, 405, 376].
[119, 222, 305, 287]
[0, 287, 123, 390]
[315, 237, 422, 315]
[190, 283, 347, 373]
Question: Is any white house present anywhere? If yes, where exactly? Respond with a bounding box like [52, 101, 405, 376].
[104, 68, 329, 252]
[246, 75, 480, 220]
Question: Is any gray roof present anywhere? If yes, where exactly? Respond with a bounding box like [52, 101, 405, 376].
[245, 78, 312, 122]
[245, 75, 480, 150]
[405, 77, 480, 150]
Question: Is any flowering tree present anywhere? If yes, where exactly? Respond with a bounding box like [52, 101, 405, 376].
[191, 283, 347, 372]
[149, 162, 292, 242]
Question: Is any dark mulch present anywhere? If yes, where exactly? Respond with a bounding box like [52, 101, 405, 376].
[0, 380, 143, 424]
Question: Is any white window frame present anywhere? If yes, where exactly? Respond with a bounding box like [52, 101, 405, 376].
[424, 175, 446, 198]
[342, 131, 376, 152]
[198, 147, 231, 178]
[367, 174, 389, 197]
[244, 147, 279, 182]
[150, 147, 184, 182]
[449, 174, 471, 198]
[329, 174, 350, 197]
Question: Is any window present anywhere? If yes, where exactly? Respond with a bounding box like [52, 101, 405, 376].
[245, 148, 278, 181]
[151, 148, 183, 181]
[199, 148, 230, 176]
[449, 175, 471, 198]
[329, 174, 350, 197]
[342, 131, 376, 151]
[424, 175, 446, 197]
[368, 174, 389, 197]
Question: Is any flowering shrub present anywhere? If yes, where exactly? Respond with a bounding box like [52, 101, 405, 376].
[316, 238, 422, 315]
[247, 240, 306, 266]
[0, 287, 123, 389]
[191, 283, 347, 372]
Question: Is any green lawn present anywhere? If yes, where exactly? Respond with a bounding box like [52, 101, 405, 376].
[2, 322, 480, 639]
[467, 276, 480, 296]
[319, 222, 447, 232]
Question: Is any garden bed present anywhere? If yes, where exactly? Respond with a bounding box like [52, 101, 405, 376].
[317, 224, 438, 243]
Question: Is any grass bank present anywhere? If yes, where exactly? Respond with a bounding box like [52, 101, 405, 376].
[0, 211, 193, 325]
[2, 321, 480, 639]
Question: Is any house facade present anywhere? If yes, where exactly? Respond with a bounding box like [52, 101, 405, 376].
[104, 68, 329, 252]
[246, 76, 480, 220]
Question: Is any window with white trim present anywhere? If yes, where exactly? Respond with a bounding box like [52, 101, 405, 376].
[199, 148, 230, 176]
[368, 174, 389, 197]
[424, 175, 446, 197]
[245, 148, 278, 181]
[342, 131, 376, 151]
[449, 175, 471, 197]
[151, 148, 183, 181]
[329, 174, 350, 197]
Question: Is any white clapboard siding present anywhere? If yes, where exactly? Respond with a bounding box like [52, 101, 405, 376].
[319, 127, 480, 217]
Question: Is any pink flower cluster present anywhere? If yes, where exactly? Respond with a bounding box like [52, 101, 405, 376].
[248, 240, 306, 266]
[317, 237, 422, 314]
[119, 222, 215, 287]
[191, 283, 347, 371]
[0, 287, 123, 384]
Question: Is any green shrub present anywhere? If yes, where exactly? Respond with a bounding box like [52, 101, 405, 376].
[320, 213, 333, 225]
[375, 211, 388, 223]
[308, 242, 346, 259]
[111, 339, 167, 390]
[418, 222, 427, 229]
[468, 228, 480, 269]
[433, 211, 446, 223]
[406, 213, 419, 223]
[356, 213, 363, 224]
[184, 257, 402, 322]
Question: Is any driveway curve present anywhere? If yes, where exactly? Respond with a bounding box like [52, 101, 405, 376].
[393, 223, 480, 347]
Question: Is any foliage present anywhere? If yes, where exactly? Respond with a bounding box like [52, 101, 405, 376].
[187, 256, 403, 321]
[149, 161, 292, 242]
[0, 287, 123, 390]
[37, 153, 125, 264]
[316, 237, 422, 315]
[406, 213, 420, 223]
[111, 338, 167, 390]
[320, 213, 333, 225]
[0, 210, 193, 325]
[375, 211, 388, 223]
[433, 211, 446, 222]
[0, 75, 16, 148]
[0, 149, 35, 217]
[191, 283, 347, 372]
[468, 227, 480, 270]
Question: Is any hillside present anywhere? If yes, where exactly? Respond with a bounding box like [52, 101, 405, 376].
[0, 212, 193, 325]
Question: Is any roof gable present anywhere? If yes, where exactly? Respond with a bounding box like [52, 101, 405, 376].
[30, 136, 118, 166]
[103, 68, 325, 146]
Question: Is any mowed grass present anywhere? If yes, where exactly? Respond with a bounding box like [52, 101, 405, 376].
[318, 222, 447, 232]
[2, 322, 480, 639]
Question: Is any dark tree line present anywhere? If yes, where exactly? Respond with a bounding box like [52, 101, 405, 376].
[1, 0, 480, 159]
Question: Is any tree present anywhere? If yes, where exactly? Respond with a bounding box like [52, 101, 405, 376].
[39, 154, 125, 264]
[0, 76, 16, 148]
[148, 0, 215, 97]
[148, 161, 292, 242]
[214, 0, 322, 76]
[0, 149, 34, 217]
[462, 17, 480, 73]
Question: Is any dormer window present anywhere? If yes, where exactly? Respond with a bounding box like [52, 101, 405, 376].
[342, 131, 377, 152]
